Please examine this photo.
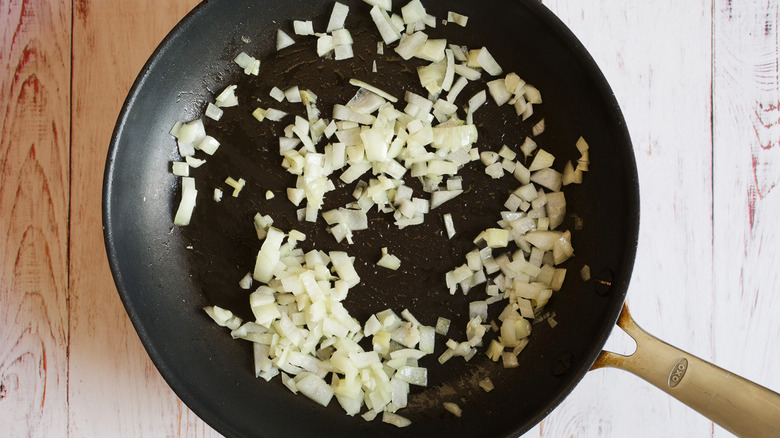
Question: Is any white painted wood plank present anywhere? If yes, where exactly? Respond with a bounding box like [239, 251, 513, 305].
[712, 1, 780, 435]
[528, 1, 716, 436]
[0, 0, 71, 436]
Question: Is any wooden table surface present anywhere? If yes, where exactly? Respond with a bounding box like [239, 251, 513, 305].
[2, 0, 779, 436]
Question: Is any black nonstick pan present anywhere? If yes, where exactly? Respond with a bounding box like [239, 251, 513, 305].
[103, 0, 780, 437]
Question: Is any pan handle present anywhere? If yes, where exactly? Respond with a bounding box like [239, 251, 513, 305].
[592, 304, 780, 437]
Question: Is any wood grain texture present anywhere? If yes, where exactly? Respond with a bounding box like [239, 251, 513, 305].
[712, 0, 780, 404]
[0, 0, 71, 436]
[0, 0, 776, 436]
[68, 0, 216, 436]
[530, 1, 718, 435]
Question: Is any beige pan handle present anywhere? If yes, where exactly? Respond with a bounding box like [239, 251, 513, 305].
[592, 304, 780, 437]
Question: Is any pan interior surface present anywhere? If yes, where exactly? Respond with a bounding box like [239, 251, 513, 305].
[103, 0, 639, 437]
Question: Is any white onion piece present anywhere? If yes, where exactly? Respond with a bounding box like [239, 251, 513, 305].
[394, 31, 428, 60]
[416, 39, 446, 62]
[370, 6, 400, 44]
[382, 411, 411, 428]
[487, 78, 512, 106]
[296, 373, 334, 407]
[185, 156, 205, 168]
[348, 79, 398, 103]
[265, 108, 288, 122]
[401, 0, 426, 24]
[317, 34, 334, 57]
[171, 161, 189, 177]
[446, 76, 468, 103]
[528, 148, 555, 171]
[293, 20, 314, 36]
[173, 176, 197, 226]
[327, 2, 350, 32]
[447, 11, 468, 27]
[363, 0, 391, 10]
[277, 29, 295, 50]
[205, 102, 223, 120]
[215, 85, 238, 107]
[377, 247, 401, 270]
[474, 47, 503, 76]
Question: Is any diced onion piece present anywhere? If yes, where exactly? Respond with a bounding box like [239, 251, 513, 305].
[284, 86, 302, 103]
[205, 102, 223, 120]
[531, 168, 562, 192]
[430, 190, 462, 209]
[474, 47, 503, 76]
[576, 136, 590, 153]
[532, 118, 545, 136]
[528, 148, 555, 171]
[171, 161, 189, 177]
[580, 264, 591, 281]
[238, 272, 253, 290]
[478, 377, 495, 392]
[253, 227, 285, 282]
[487, 78, 512, 106]
[435, 317, 451, 335]
[401, 0, 426, 24]
[335, 43, 354, 61]
[523, 84, 542, 104]
[277, 29, 295, 50]
[416, 39, 446, 63]
[395, 31, 428, 60]
[186, 156, 205, 168]
[203, 305, 242, 330]
[225, 176, 246, 197]
[485, 228, 509, 248]
[382, 411, 411, 428]
[525, 231, 563, 251]
[447, 11, 468, 26]
[177, 118, 206, 145]
[215, 85, 238, 107]
[197, 136, 220, 155]
[545, 191, 566, 230]
[293, 20, 314, 36]
[173, 177, 197, 226]
[467, 90, 487, 114]
[234, 52, 260, 75]
[377, 247, 401, 270]
[327, 2, 350, 32]
[443, 402, 462, 417]
[443, 213, 456, 238]
[213, 188, 223, 202]
[317, 34, 334, 57]
[370, 5, 400, 44]
[348, 78, 398, 103]
[265, 108, 289, 122]
[296, 373, 334, 407]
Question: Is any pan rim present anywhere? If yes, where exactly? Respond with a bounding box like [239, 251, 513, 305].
[102, 0, 640, 436]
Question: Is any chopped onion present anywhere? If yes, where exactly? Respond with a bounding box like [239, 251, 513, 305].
[171, 161, 189, 177]
[370, 6, 400, 44]
[474, 47, 502, 76]
[348, 78, 398, 103]
[377, 247, 401, 270]
[215, 84, 238, 107]
[293, 20, 314, 36]
[277, 29, 295, 50]
[443, 402, 462, 417]
[173, 176, 197, 226]
[382, 411, 411, 428]
[326, 2, 350, 32]
[205, 102, 223, 120]
[446, 11, 468, 27]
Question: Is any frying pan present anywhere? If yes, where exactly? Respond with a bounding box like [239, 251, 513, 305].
[103, 0, 780, 436]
